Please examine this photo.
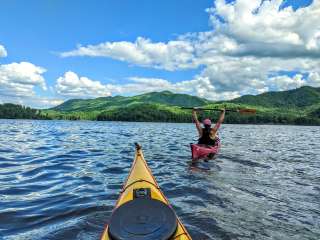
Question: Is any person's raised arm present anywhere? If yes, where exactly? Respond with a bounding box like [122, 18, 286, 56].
[192, 109, 202, 137]
[212, 109, 225, 133]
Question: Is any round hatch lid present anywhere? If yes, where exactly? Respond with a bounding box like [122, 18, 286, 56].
[108, 198, 178, 240]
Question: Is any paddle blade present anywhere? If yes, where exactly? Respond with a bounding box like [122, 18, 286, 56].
[238, 108, 256, 114]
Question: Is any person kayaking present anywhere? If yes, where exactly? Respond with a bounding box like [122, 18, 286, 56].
[192, 108, 225, 146]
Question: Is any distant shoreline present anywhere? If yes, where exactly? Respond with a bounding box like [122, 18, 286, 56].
[1, 87, 320, 126]
[1, 118, 319, 126]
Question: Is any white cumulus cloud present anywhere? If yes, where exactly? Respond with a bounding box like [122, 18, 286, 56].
[60, 37, 196, 71]
[57, 0, 320, 100]
[307, 72, 320, 87]
[0, 61, 63, 108]
[60, 1, 320, 64]
[55, 71, 113, 98]
[55, 72, 243, 101]
[269, 74, 306, 91]
[207, 0, 320, 58]
[54, 72, 187, 98]
[0, 44, 7, 57]
[0, 62, 47, 97]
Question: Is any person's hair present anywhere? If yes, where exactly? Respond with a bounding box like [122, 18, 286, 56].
[204, 124, 211, 133]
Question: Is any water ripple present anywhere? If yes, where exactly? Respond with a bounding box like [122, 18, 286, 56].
[0, 120, 319, 239]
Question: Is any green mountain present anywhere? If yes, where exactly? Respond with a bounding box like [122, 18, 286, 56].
[41, 87, 320, 125]
[52, 91, 210, 112]
[0, 87, 315, 125]
[229, 86, 320, 108]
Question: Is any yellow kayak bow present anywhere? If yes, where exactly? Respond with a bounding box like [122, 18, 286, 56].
[101, 143, 192, 240]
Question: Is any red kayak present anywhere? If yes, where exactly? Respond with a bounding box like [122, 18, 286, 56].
[191, 138, 221, 160]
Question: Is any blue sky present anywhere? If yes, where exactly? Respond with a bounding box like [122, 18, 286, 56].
[0, 1, 209, 81]
[0, 0, 319, 108]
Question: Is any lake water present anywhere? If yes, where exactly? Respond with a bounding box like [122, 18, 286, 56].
[0, 120, 319, 240]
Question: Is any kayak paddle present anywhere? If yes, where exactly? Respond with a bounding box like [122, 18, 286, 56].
[181, 107, 256, 114]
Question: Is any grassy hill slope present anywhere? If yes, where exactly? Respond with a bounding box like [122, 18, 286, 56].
[42, 87, 320, 125]
[229, 86, 320, 108]
[52, 91, 211, 112]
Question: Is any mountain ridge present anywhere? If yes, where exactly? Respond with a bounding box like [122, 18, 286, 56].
[1, 86, 319, 125]
[52, 86, 320, 112]
[51, 90, 212, 112]
[228, 86, 320, 108]
[41, 86, 320, 125]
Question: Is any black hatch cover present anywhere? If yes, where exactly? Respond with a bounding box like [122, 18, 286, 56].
[108, 198, 178, 240]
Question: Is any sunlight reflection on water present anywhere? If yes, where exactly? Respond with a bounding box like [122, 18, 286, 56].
[0, 120, 319, 240]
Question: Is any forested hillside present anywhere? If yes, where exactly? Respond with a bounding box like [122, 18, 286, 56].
[1, 87, 320, 125]
[229, 86, 320, 108]
[42, 87, 320, 125]
[53, 91, 210, 112]
[0, 103, 46, 119]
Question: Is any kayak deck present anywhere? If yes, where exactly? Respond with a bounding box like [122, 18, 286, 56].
[191, 138, 221, 160]
[101, 144, 192, 240]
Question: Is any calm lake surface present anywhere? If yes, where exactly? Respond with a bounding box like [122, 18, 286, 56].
[0, 120, 319, 240]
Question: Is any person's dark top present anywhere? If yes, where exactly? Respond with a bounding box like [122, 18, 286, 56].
[198, 127, 216, 145]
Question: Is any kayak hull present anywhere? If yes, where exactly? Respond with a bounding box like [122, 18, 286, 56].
[101, 145, 192, 240]
[191, 138, 220, 160]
